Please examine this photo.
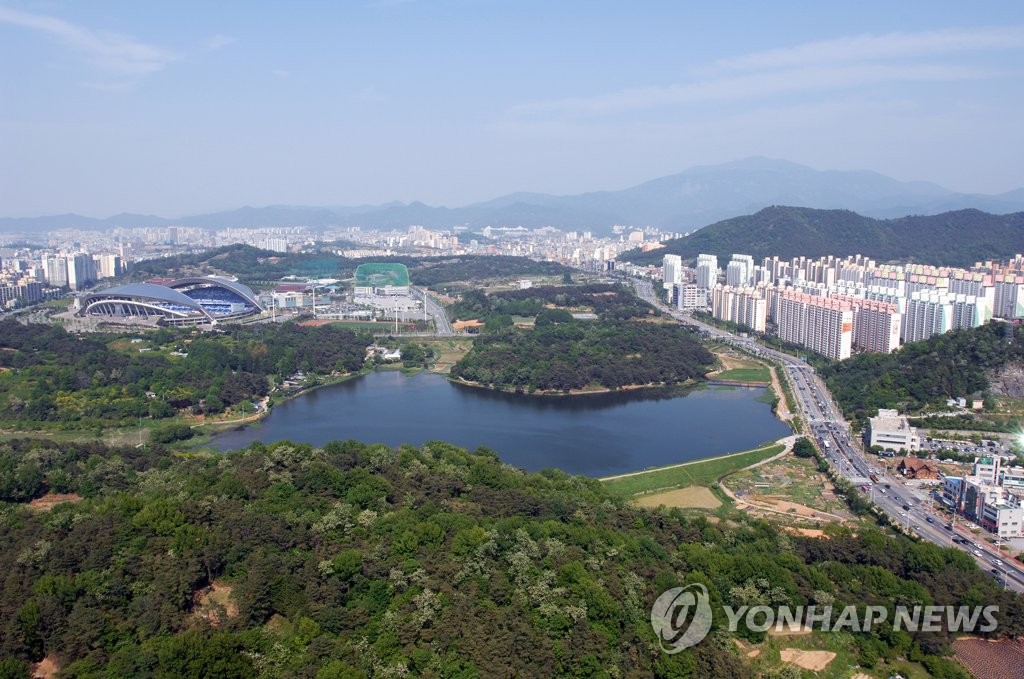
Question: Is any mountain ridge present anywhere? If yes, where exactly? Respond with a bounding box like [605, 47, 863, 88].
[3, 157, 1023, 234]
[620, 205, 1024, 268]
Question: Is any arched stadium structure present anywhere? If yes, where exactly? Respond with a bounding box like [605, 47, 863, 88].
[77, 277, 262, 326]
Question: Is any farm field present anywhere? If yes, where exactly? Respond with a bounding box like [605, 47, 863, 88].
[725, 452, 854, 523]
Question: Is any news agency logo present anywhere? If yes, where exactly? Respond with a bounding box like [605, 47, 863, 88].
[650, 584, 1000, 654]
[649, 583, 713, 653]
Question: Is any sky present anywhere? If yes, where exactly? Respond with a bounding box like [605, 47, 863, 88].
[2, 1, 1024, 218]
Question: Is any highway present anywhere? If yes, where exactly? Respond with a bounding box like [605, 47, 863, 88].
[633, 278, 1024, 593]
[415, 287, 454, 335]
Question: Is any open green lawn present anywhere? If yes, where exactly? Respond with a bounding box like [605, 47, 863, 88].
[715, 366, 771, 383]
[601, 443, 785, 498]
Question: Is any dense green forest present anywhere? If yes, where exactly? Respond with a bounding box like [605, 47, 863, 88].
[128, 245, 572, 288]
[0, 320, 368, 427]
[820, 322, 1024, 424]
[448, 285, 714, 392]
[0, 437, 1015, 677]
[451, 320, 713, 392]
[449, 284, 653, 325]
[621, 206, 1024, 267]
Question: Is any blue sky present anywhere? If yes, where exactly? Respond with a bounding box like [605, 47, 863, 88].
[2, 1, 1023, 217]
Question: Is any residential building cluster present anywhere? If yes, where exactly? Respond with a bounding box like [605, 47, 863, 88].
[0, 249, 125, 308]
[664, 251, 1023, 361]
[944, 455, 1024, 539]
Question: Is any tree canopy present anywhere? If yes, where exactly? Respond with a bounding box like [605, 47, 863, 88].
[0, 437, 1011, 677]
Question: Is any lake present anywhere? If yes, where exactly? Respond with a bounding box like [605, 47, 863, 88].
[210, 370, 790, 477]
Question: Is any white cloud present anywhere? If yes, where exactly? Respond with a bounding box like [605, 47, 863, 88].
[511, 25, 1023, 120]
[205, 33, 236, 50]
[514, 63, 985, 118]
[0, 6, 179, 75]
[271, 68, 291, 78]
[710, 26, 1024, 73]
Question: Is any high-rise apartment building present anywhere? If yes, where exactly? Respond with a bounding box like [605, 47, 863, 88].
[994, 275, 1024, 319]
[66, 254, 98, 291]
[776, 290, 853, 360]
[726, 254, 754, 287]
[903, 291, 952, 342]
[695, 254, 717, 290]
[43, 256, 68, 287]
[662, 254, 682, 292]
[711, 284, 767, 332]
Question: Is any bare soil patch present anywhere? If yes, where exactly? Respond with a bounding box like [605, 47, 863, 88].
[769, 365, 791, 419]
[635, 485, 722, 509]
[191, 580, 238, 626]
[779, 648, 835, 671]
[783, 527, 829, 539]
[28, 493, 83, 512]
[754, 496, 819, 517]
[32, 656, 60, 679]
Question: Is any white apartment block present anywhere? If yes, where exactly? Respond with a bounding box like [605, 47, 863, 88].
[93, 254, 123, 279]
[994, 274, 1024, 319]
[66, 254, 97, 291]
[726, 254, 755, 287]
[662, 254, 682, 291]
[948, 271, 994, 309]
[43, 256, 67, 287]
[903, 291, 954, 342]
[711, 284, 766, 332]
[903, 290, 990, 342]
[672, 283, 707, 310]
[695, 254, 717, 290]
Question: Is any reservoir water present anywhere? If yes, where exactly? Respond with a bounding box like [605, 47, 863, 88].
[210, 370, 790, 477]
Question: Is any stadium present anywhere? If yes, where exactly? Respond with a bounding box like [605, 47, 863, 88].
[76, 276, 263, 326]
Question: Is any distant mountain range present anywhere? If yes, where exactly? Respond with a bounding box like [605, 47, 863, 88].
[3, 157, 1024, 235]
[621, 206, 1024, 268]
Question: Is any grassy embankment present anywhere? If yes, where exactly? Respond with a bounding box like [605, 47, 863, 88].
[715, 366, 771, 382]
[600, 442, 786, 498]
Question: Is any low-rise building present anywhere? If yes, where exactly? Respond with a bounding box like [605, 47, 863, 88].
[897, 456, 940, 480]
[867, 409, 920, 452]
[980, 499, 1024, 539]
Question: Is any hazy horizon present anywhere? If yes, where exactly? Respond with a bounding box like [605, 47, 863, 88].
[2, 1, 1024, 218]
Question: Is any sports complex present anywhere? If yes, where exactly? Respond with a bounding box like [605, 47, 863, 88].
[76, 276, 263, 326]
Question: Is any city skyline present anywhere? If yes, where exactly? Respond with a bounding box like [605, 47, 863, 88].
[2, 1, 1024, 217]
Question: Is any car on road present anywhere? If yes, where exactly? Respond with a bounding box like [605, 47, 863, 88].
[973, 549, 983, 557]
[926, 517, 934, 523]
[994, 559, 1004, 566]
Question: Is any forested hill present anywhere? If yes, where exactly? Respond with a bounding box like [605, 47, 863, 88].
[621, 206, 1024, 267]
[820, 321, 1024, 424]
[0, 437, 1017, 677]
[128, 245, 573, 288]
[449, 285, 715, 392]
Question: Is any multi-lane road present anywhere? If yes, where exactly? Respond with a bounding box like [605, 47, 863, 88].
[415, 287, 454, 336]
[633, 279, 1024, 592]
